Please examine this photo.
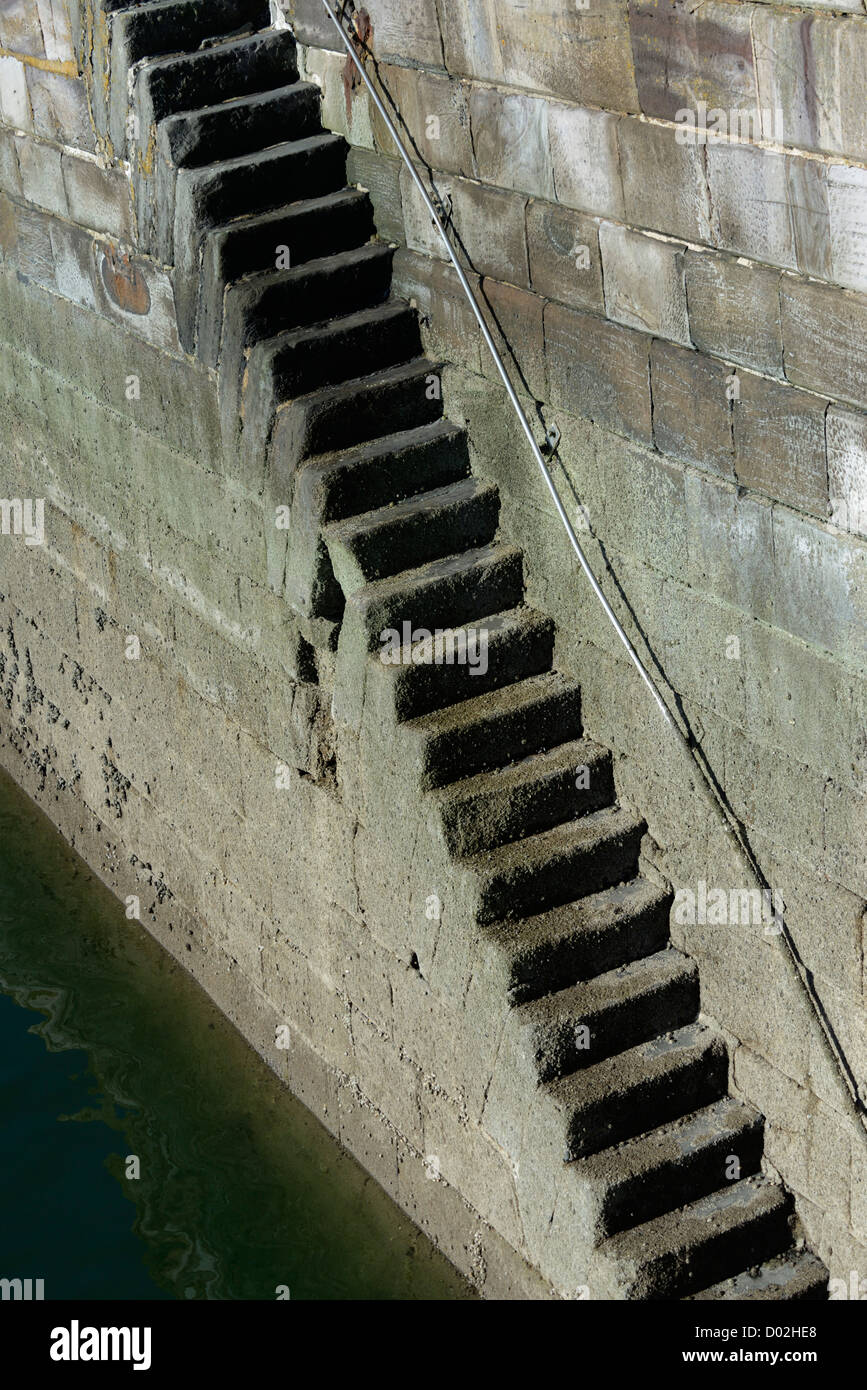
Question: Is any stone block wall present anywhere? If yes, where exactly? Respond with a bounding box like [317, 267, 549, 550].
[284, 0, 867, 1275]
[0, 0, 133, 232]
[1, 0, 867, 1294]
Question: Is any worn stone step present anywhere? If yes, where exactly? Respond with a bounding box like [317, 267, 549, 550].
[159, 82, 320, 170]
[466, 804, 645, 925]
[345, 543, 524, 651]
[573, 1096, 764, 1242]
[517, 947, 699, 1083]
[432, 736, 614, 857]
[688, 1248, 829, 1300]
[303, 421, 471, 526]
[238, 302, 422, 460]
[174, 133, 349, 342]
[388, 608, 555, 722]
[543, 1022, 729, 1161]
[272, 360, 446, 488]
[283, 421, 470, 624]
[176, 128, 345, 235]
[480, 877, 673, 1006]
[217, 243, 395, 386]
[405, 669, 584, 791]
[123, 21, 297, 156]
[137, 27, 298, 127]
[198, 189, 374, 357]
[252, 300, 419, 410]
[147, 87, 329, 321]
[592, 1176, 793, 1300]
[111, 0, 270, 152]
[114, 0, 267, 70]
[326, 476, 500, 589]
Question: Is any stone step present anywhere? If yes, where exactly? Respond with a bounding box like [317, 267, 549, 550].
[543, 1022, 728, 1161]
[465, 804, 645, 925]
[516, 947, 699, 1083]
[218, 243, 394, 384]
[326, 476, 500, 588]
[593, 1176, 793, 1299]
[125, 25, 298, 157]
[303, 421, 470, 526]
[405, 669, 585, 791]
[113, 0, 268, 71]
[284, 422, 470, 622]
[176, 131, 345, 236]
[111, 0, 270, 149]
[574, 1096, 765, 1241]
[138, 27, 298, 127]
[174, 139, 351, 345]
[273, 359, 446, 479]
[344, 543, 525, 652]
[432, 736, 614, 856]
[256, 299, 420, 406]
[238, 302, 422, 458]
[198, 189, 374, 358]
[481, 876, 672, 1005]
[158, 81, 321, 170]
[688, 1248, 829, 1300]
[173, 133, 349, 341]
[389, 608, 555, 722]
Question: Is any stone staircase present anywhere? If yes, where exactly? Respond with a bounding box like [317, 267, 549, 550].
[89, 0, 828, 1299]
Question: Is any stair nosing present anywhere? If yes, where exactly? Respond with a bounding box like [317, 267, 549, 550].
[139, 25, 294, 80]
[206, 187, 370, 243]
[288, 356, 440, 408]
[326, 475, 494, 543]
[463, 802, 644, 875]
[160, 78, 317, 129]
[686, 1247, 828, 1300]
[259, 298, 415, 357]
[351, 542, 524, 607]
[433, 735, 608, 806]
[405, 668, 579, 736]
[228, 240, 390, 298]
[518, 944, 697, 1021]
[543, 1021, 724, 1108]
[182, 129, 343, 177]
[598, 1175, 790, 1264]
[573, 1095, 763, 1185]
[306, 418, 464, 472]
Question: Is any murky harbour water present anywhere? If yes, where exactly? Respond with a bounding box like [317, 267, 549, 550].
[0, 766, 471, 1301]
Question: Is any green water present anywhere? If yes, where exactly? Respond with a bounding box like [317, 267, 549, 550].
[0, 766, 471, 1301]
